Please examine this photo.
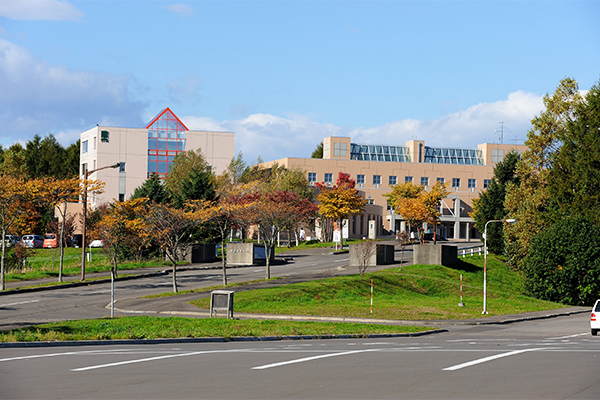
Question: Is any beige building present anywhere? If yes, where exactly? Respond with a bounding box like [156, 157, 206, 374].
[264, 136, 526, 240]
[79, 108, 235, 207]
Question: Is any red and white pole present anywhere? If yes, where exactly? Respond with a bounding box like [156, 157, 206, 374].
[370, 279, 373, 313]
[458, 274, 465, 307]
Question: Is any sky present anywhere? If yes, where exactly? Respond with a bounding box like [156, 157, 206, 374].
[1, 0, 599, 164]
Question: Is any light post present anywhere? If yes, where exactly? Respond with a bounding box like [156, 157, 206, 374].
[482, 218, 516, 314]
[80, 162, 120, 281]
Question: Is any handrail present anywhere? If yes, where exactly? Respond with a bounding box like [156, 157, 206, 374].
[457, 244, 484, 258]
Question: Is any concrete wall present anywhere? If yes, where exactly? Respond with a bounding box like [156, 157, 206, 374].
[227, 243, 274, 266]
[413, 244, 458, 266]
[349, 243, 395, 267]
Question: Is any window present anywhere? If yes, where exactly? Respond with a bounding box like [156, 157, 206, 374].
[484, 179, 491, 189]
[405, 176, 413, 183]
[367, 199, 375, 205]
[118, 194, 125, 202]
[389, 176, 397, 186]
[81, 163, 87, 175]
[324, 173, 333, 184]
[101, 130, 110, 143]
[82, 140, 88, 154]
[452, 178, 461, 188]
[421, 177, 429, 187]
[468, 178, 476, 189]
[147, 108, 187, 178]
[386, 200, 392, 211]
[437, 177, 445, 184]
[373, 175, 381, 185]
[308, 172, 316, 183]
[333, 142, 347, 157]
[491, 149, 505, 163]
[323, 142, 330, 158]
[357, 174, 365, 185]
[119, 162, 126, 173]
[93, 137, 96, 150]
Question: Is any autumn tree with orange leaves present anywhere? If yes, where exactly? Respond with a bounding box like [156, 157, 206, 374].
[316, 172, 366, 242]
[0, 176, 44, 290]
[386, 181, 449, 243]
[43, 177, 81, 282]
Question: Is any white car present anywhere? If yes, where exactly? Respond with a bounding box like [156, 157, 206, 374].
[591, 300, 600, 336]
[90, 240, 104, 248]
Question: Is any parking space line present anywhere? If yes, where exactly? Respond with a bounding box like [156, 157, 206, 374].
[252, 349, 373, 370]
[443, 348, 543, 371]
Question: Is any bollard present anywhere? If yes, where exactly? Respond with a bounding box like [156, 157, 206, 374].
[458, 274, 465, 307]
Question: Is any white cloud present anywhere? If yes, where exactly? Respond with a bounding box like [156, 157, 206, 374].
[0, 0, 83, 21]
[163, 3, 195, 17]
[0, 39, 146, 147]
[183, 91, 544, 165]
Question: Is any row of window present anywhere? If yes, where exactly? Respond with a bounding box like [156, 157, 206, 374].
[308, 172, 491, 189]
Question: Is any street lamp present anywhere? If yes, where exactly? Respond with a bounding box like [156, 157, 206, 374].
[482, 218, 516, 314]
[80, 162, 120, 281]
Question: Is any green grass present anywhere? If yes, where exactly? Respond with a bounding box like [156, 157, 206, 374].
[3, 247, 173, 283]
[190, 255, 567, 320]
[0, 316, 433, 342]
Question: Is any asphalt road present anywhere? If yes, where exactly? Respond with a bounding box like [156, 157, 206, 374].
[1, 313, 599, 399]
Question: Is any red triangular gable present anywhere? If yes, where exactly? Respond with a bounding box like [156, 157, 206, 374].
[145, 107, 189, 131]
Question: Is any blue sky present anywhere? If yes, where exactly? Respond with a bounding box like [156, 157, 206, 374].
[1, 0, 599, 164]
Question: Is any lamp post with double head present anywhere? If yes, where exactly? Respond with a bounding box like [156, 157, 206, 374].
[80, 162, 121, 281]
[482, 218, 516, 314]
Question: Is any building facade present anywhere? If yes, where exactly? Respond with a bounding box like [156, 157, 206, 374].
[79, 108, 235, 207]
[264, 136, 526, 240]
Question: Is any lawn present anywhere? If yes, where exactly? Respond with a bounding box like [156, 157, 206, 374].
[3, 247, 173, 282]
[0, 316, 433, 342]
[190, 255, 567, 320]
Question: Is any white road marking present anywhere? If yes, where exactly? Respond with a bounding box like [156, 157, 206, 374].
[72, 349, 248, 372]
[334, 258, 349, 263]
[443, 348, 543, 371]
[0, 349, 134, 363]
[252, 349, 373, 370]
[546, 333, 589, 340]
[0, 299, 40, 307]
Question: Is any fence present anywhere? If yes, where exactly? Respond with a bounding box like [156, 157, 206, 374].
[458, 244, 485, 258]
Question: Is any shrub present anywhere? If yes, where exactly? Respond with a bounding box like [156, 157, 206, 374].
[523, 216, 600, 306]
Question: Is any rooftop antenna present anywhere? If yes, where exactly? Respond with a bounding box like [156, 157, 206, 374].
[495, 121, 505, 144]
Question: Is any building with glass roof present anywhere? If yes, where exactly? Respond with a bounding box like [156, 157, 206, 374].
[79, 108, 234, 208]
[263, 136, 526, 241]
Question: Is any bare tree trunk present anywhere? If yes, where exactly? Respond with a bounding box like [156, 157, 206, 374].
[172, 263, 178, 293]
[221, 237, 228, 286]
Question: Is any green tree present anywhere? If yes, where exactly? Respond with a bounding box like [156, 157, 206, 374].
[131, 173, 169, 204]
[505, 77, 583, 271]
[523, 216, 600, 306]
[164, 149, 210, 195]
[171, 167, 216, 209]
[311, 142, 323, 158]
[547, 82, 600, 224]
[471, 151, 521, 254]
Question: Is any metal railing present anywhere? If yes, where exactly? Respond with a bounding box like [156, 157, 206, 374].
[458, 244, 485, 258]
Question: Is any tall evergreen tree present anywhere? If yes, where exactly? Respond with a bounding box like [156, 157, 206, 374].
[471, 151, 520, 254]
[131, 173, 170, 204]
